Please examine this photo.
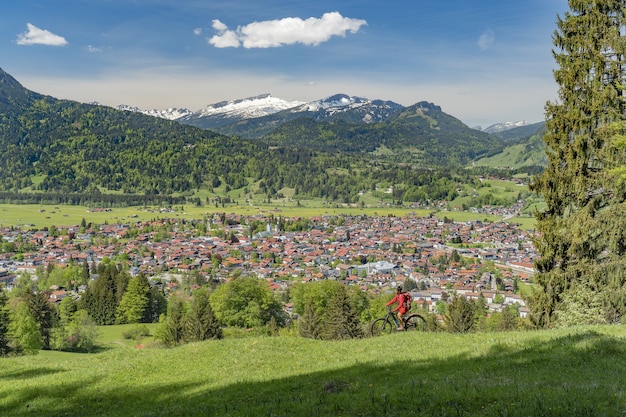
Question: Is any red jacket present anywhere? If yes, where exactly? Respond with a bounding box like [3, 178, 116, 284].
[386, 292, 411, 314]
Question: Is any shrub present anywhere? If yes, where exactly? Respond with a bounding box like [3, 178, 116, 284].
[122, 325, 151, 340]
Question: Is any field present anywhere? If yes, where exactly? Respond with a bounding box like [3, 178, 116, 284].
[1, 325, 625, 416]
[0, 203, 435, 229]
[0, 178, 539, 229]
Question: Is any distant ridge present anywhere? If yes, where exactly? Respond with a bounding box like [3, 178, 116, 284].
[483, 121, 529, 134]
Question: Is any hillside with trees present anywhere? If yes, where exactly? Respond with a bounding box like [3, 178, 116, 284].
[262, 102, 501, 166]
[0, 68, 506, 206]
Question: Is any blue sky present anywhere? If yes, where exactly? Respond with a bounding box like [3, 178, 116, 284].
[1, 0, 569, 128]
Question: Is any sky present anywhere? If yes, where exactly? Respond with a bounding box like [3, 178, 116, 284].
[0, 0, 570, 129]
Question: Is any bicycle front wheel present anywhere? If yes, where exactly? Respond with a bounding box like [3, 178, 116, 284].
[370, 317, 394, 336]
[404, 314, 426, 332]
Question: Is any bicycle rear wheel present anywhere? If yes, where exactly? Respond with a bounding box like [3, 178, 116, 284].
[370, 317, 394, 336]
[404, 314, 426, 331]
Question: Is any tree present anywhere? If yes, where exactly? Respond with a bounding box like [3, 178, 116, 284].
[210, 277, 285, 328]
[58, 296, 78, 326]
[298, 299, 320, 339]
[444, 294, 475, 333]
[185, 288, 222, 341]
[474, 294, 488, 332]
[497, 305, 519, 331]
[81, 264, 119, 325]
[529, 1, 626, 327]
[116, 276, 149, 324]
[24, 287, 54, 349]
[0, 286, 13, 356]
[54, 310, 99, 352]
[144, 285, 168, 323]
[156, 295, 187, 347]
[9, 301, 43, 354]
[318, 285, 363, 340]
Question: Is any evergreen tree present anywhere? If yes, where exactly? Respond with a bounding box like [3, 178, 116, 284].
[530, 1, 626, 326]
[185, 288, 222, 341]
[298, 299, 321, 339]
[144, 285, 168, 323]
[81, 265, 118, 325]
[318, 285, 363, 340]
[116, 276, 150, 324]
[497, 305, 518, 331]
[474, 294, 488, 331]
[156, 295, 186, 347]
[444, 294, 475, 333]
[81, 259, 90, 284]
[9, 301, 43, 354]
[0, 286, 13, 356]
[24, 287, 54, 349]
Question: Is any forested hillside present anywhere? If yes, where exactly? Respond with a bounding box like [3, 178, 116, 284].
[228, 101, 503, 166]
[0, 68, 505, 206]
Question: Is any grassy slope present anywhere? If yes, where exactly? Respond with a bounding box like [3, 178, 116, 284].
[1, 325, 625, 416]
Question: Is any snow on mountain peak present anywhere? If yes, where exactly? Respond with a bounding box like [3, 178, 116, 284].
[195, 94, 303, 118]
[298, 94, 367, 112]
[115, 104, 192, 120]
[483, 120, 529, 134]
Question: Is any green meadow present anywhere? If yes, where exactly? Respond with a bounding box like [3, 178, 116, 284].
[0, 203, 433, 229]
[0, 178, 539, 229]
[1, 325, 625, 416]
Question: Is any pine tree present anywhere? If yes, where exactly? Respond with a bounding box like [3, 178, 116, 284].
[144, 285, 167, 323]
[497, 305, 519, 331]
[318, 286, 363, 340]
[0, 286, 13, 356]
[116, 276, 149, 324]
[530, 1, 626, 326]
[81, 266, 118, 325]
[185, 288, 222, 341]
[157, 295, 186, 347]
[298, 299, 321, 339]
[24, 287, 54, 349]
[444, 294, 475, 333]
[81, 259, 90, 285]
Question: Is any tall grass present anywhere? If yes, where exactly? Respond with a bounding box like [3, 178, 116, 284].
[1, 325, 625, 416]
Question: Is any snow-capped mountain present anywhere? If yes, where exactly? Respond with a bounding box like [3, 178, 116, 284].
[290, 94, 404, 123]
[192, 93, 303, 119]
[161, 93, 304, 130]
[115, 104, 193, 120]
[113, 93, 405, 136]
[483, 120, 529, 134]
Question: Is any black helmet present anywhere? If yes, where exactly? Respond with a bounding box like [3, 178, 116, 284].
[396, 285, 403, 292]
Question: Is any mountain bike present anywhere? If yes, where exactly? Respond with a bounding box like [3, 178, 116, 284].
[370, 308, 426, 336]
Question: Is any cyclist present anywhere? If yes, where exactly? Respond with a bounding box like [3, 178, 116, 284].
[386, 285, 412, 330]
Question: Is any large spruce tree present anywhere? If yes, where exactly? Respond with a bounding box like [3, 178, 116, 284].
[530, 0, 626, 326]
[0, 286, 12, 356]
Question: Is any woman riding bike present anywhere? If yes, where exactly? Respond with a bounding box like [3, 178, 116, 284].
[386, 285, 412, 330]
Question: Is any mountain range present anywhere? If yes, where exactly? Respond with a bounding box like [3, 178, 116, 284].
[114, 93, 533, 139]
[0, 66, 544, 204]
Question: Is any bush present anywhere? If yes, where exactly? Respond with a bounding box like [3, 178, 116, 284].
[122, 325, 151, 340]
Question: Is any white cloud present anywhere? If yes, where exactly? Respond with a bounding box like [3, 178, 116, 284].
[209, 12, 367, 49]
[209, 20, 241, 48]
[193, 28, 202, 36]
[86, 45, 103, 53]
[16, 23, 68, 46]
[478, 29, 495, 51]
